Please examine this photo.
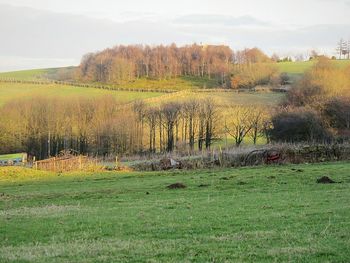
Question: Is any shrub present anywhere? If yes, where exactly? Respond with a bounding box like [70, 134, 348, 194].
[323, 97, 350, 130]
[269, 108, 330, 143]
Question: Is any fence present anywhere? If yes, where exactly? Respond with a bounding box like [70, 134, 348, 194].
[34, 155, 95, 172]
[0, 78, 287, 95]
[0, 78, 176, 94]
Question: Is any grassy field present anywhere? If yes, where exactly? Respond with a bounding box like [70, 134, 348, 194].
[277, 59, 350, 80]
[0, 162, 349, 262]
[0, 154, 23, 161]
[0, 68, 220, 90]
[209, 91, 284, 106]
[0, 82, 164, 106]
[143, 90, 284, 107]
[0, 68, 70, 81]
[101, 76, 220, 90]
[0, 82, 284, 107]
[0, 67, 284, 107]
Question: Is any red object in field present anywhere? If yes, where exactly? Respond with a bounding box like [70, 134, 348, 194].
[266, 150, 281, 164]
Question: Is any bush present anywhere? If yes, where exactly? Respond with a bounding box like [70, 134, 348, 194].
[323, 97, 350, 130]
[269, 108, 330, 143]
[230, 63, 278, 89]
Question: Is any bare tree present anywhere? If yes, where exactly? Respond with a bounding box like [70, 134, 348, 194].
[183, 99, 199, 151]
[161, 102, 181, 152]
[145, 107, 158, 153]
[247, 108, 268, 145]
[336, 39, 347, 59]
[225, 106, 253, 146]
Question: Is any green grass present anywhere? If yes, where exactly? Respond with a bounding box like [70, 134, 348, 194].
[145, 90, 284, 108]
[1, 162, 349, 262]
[0, 82, 164, 106]
[277, 59, 350, 81]
[0, 153, 23, 161]
[101, 76, 221, 91]
[0, 82, 285, 107]
[209, 91, 284, 106]
[0, 68, 70, 81]
[0, 68, 221, 91]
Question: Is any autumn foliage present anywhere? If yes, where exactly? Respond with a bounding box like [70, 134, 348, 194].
[76, 44, 278, 89]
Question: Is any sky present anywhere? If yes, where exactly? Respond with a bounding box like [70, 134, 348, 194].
[0, 0, 349, 71]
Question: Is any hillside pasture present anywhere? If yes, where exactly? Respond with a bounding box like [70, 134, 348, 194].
[0, 68, 221, 91]
[0, 68, 73, 81]
[0, 81, 285, 107]
[277, 59, 350, 81]
[0, 162, 349, 262]
[142, 90, 284, 107]
[0, 82, 164, 106]
[102, 76, 221, 91]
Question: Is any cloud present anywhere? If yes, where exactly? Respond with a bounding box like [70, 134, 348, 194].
[0, 4, 187, 58]
[0, 3, 349, 71]
[173, 14, 269, 27]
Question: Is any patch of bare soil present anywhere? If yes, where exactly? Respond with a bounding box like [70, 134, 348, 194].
[316, 176, 336, 184]
[167, 183, 186, 189]
[198, 184, 210, 188]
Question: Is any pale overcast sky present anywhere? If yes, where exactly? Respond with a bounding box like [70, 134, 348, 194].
[0, 0, 349, 71]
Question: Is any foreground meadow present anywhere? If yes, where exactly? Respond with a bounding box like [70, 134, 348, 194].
[0, 163, 349, 262]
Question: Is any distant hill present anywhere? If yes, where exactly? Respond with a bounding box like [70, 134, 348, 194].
[0, 67, 76, 81]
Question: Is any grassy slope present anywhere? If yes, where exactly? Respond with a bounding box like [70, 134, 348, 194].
[0, 69, 220, 90]
[0, 68, 68, 81]
[0, 162, 349, 262]
[0, 82, 284, 108]
[0, 82, 164, 106]
[277, 59, 350, 81]
[210, 91, 284, 106]
[144, 90, 284, 108]
[101, 76, 220, 90]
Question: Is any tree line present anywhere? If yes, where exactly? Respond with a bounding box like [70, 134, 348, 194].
[76, 44, 279, 89]
[0, 96, 271, 159]
[77, 44, 232, 84]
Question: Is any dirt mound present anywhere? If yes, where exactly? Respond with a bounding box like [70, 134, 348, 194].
[316, 176, 336, 184]
[167, 183, 186, 189]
